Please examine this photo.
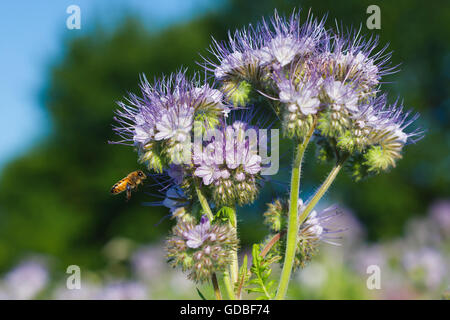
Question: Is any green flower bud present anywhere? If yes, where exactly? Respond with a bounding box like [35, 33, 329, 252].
[364, 145, 397, 173]
[263, 199, 288, 233]
[139, 142, 166, 173]
[283, 113, 314, 140]
[223, 80, 252, 107]
[336, 130, 356, 153]
[345, 153, 372, 182]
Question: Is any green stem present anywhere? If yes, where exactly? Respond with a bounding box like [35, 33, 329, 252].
[212, 273, 222, 300]
[222, 271, 236, 300]
[194, 179, 214, 222]
[194, 178, 224, 299]
[298, 155, 348, 226]
[228, 207, 239, 299]
[275, 128, 315, 300]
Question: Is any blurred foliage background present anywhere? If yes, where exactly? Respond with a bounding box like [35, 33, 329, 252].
[0, 0, 449, 297]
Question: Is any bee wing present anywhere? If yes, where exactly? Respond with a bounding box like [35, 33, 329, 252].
[126, 183, 132, 201]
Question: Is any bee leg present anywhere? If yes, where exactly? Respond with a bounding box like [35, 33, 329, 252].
[126, 184, 132, 202]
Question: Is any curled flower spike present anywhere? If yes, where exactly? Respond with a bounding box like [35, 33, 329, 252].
[111, 70, 227, 172]
[166, 215, 238, 283]
[320, 27, 397, 92]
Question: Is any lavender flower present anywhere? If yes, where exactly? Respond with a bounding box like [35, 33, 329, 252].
[263, 199, 345, 269]
[96, 281, 148, 300]
[194, 120, 262, 206]
[131, 245, 166, 282]
[322, 29, 396, 91]
[402, 247, 448, 290]
[183, 215, 213, 249]
[204, 10, 326, 84]
[166, 215, 238, 282]
[275, 68, 321, 138]
[112, 71, 226, 172]
[2, 260, 48, 300]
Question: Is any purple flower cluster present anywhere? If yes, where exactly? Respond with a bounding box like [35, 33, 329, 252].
[113, 71, 227, 172]
[110, 10, 424, 287]
[203, 10, 422, 173]
[205, 11, 326, 82]
[193, 120, 263, 206]
[166, 215, 238, 282]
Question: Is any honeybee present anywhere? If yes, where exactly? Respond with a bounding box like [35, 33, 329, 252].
[111, 170, 147, 201]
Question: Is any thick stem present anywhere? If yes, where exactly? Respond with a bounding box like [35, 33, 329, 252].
[222, 271, 236, 300]
[194, 178, 222, 299]
[298, 155, 348, 226]
[228, 207, 239, 299]
[275, 127, 314, 300]
[260, 157, 348, 260]
[212, 273, 222, 300]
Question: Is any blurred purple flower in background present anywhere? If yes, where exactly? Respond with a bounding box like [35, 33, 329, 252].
[96, 281, 148, 300]
[430, 199, 450, 235]
[402, 247, 448, 290]
[0, 259, 48, 300]
[131, 245, 166, 282]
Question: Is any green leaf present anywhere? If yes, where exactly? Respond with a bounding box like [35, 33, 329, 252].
[215, 206, 235, 225]
[196, 287, 207, 300]
[235, 254, 250, 298]
[245, 244, 276, 300]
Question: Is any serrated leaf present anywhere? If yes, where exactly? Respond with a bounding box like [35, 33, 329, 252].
[245, 244, 276, 300]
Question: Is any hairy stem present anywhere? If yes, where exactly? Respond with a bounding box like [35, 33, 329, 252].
[260, 156, 348, 261]
[229, 207, 239, 299]
[275, 126, 315, 300]
[222, 270, 236, 300]
[212, 273, 222, 300]
[194, 178, 223, 299]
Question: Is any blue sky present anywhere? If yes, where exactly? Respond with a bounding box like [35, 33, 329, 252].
[0, 0, 223, 172]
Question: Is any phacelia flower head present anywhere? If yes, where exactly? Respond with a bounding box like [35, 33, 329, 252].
[334, 96, 423, 179]
[194, 120, 263, 206]
[166, 215, 238, 282]
[258, 10, 326, 68]
[320, 28, 396, 93]
[316, 78, 368, 143]
[274, 65, 321, 139]
[112, 70, 227, 172]
[204, 10, 326, 85]
[263, 198, 345, 269]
